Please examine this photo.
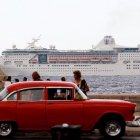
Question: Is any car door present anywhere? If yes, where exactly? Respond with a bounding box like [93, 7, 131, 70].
[46, 87, 84, 129]
[16, 87, 46, 128]
[1, 90, 18, 121]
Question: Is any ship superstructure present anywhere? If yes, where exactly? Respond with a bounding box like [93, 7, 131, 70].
[0, 36, 140, 76]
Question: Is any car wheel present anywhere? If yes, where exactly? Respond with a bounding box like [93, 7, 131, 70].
[0, 122, 16, 137]
[99, 116, 125, 139]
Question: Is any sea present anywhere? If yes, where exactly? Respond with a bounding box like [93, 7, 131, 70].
[12, 75, 140, 94]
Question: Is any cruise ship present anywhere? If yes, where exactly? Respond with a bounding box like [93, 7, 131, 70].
[0, 36, 140, 76]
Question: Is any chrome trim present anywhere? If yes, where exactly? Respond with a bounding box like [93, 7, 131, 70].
[47, 100, 73, 101]
[3, 87, 45, 101]
[134, 116, 140, 121]
[126, 116, 140, 127]
[3, 91, 18, 101]
[18, 100, 45, 102]
[47, 87, 73, 89]
[18, 87, 45, 91]
[126, 121, 140, 127]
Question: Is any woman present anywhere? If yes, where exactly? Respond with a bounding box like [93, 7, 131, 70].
[73, 70, 89, 96]
[32, 71, 43, 81]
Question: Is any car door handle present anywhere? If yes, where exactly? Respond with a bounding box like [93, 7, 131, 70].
[47, 103, 54, 105]
[18, 102, 25, 104]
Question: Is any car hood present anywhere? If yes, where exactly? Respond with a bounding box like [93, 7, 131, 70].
[89, 98, 130, 103]
[85, 99, 136, 108]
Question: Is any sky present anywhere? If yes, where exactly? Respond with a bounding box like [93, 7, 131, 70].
[0, 0, 140, 53]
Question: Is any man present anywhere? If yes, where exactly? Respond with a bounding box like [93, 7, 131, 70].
[15, 79, 19, 82]
[23, 77, 27, 81]
[61, 77, 66, 81]
[2, 75, 12, 88]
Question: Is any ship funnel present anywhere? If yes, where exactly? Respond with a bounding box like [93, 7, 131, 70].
[104, 36, 115, 45]
[12, 44, 16, 49]
[49, 45, 56, 49]
[94, 35, 115, 50]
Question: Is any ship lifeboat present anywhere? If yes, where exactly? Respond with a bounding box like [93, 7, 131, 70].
[101, 57, 111, 61]
[31, 59, 37, 62]
[69, 58, 79, 61]
[49, 58, 58, 61]
[80, 58, 89, 61]
[123, 61, 131, 64]
[90, 58, 100, 61]
[59, 58, 68, 61]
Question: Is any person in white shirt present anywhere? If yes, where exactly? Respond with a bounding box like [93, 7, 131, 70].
[2, 75, 12, 88]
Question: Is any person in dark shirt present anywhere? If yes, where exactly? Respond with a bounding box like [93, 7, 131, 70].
[60, 77, 66, 96]
[48, 89, 57, 100]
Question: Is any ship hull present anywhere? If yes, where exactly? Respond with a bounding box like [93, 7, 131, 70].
[0, 62, 140, 76]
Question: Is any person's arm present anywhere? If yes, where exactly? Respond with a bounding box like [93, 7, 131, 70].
[1, 75, 6, 84]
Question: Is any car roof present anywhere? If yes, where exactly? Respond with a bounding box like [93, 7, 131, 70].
[7, 81, 76, 93]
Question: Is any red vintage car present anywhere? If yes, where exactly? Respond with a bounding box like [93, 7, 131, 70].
[0, 81, 139, 138]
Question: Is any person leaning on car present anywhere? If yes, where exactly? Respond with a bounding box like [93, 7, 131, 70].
[73, 70, 89, 96]
[32, 71, 43, 81]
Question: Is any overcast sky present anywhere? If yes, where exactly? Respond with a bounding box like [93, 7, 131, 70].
[0, 0, 140, 53]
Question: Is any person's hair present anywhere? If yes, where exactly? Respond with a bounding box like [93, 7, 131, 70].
[73, 70, 81, 78]
[46, 79, 50, 81]
[15, 79, 19, 82]
[61, 77, 66, 81]
[7, 76, 11, 81]
[23, 77, 27, 81]
[32, 71, 41, 81]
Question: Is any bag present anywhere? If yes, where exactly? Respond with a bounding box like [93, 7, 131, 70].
[80, 79, 87, 95]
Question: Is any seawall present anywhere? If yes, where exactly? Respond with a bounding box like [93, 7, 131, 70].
[0, 68, 5, 91]
[87, 94, 140, 112]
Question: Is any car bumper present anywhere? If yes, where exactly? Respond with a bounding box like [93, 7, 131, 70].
[126, 116, 140, 127]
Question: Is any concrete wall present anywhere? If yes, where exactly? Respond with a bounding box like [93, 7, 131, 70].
[88, 94, 140, 112]
[0, 68, 5, 91]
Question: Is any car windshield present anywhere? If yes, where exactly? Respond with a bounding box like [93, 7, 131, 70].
[0, 88, 9, 101]
[75, 85, 88, 100]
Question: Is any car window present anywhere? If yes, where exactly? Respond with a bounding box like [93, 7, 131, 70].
[20, 88, 44, 101]
[7, 92, 17, 100]
[0, 88, 9, 101]
[75, 86, 88, 100]
[48, 88, 72, 100]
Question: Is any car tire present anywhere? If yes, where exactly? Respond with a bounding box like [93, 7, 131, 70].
[99, 116, 125, 139]
[0, 122, 17, 137]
